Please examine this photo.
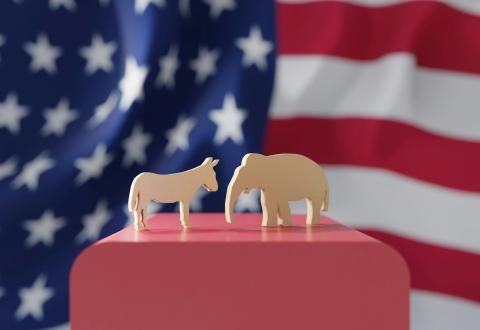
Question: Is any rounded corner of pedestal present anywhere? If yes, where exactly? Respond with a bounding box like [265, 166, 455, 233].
[375, 240, 411, 285]
[70, 240, 116, 284]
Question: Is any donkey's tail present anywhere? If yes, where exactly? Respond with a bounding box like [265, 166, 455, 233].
[321, 189, 329, 211]
[128, 181, 139, 212]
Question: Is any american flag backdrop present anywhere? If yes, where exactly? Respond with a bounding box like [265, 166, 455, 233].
[0, 0, 479, 329]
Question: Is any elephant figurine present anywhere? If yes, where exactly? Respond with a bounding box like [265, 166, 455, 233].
[225, 153, 329, 227]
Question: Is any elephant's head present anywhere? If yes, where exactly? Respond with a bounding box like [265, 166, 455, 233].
[225, 153, 265, 223]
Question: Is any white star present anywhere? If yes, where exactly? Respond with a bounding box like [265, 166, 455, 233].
[79, 34, 117, 75]
[164, 115, 196, 155]
[0, 276, 5, 300]
[204, 0, 236, 19]
[74, 144, 113, 185]
[189, 46, 220, 84]
[23, 210, 66, 248]
[49, 0, 77, 11]
[190, 188, 208, 211]
[0, 157, 17, 181]
[41, 98, 78, 137]
[99, 0, 110, 6]
[12, 153, 55, 191]
[87, 92, 118, 128]
[135, 0, 165, 14]
[24, 33, 62, 74]
[235, 188, 260, 212]
[118, 56, 148, 111]
[0, 35, 5, 62]
[122, 123, 152, 167]
[76, 200, 112, 244]
[179, 0, 191, 18]
[156, 45, 180, 89]
[0, 93, 29, 134]
[15, 274, 54, 321]
[236, 26, 273, 71]
[209, 93, 247, 145]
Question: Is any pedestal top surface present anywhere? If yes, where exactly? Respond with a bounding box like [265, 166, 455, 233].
[102, 213, 376, 244]
[73, 213, 409, 330]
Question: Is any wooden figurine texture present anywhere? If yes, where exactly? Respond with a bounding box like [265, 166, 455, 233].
[225, 153, 329, 227]
[128, 157, 219, 230]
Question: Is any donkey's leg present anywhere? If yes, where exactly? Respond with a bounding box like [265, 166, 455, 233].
[132, 194, 142, 231]
[179, 201, 190, 228]
[140, 208, 147, 228]
[277, 201, 292, 226]
[137, 199, 148, 229]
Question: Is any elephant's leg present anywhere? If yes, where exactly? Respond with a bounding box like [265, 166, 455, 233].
[260, 190, 278, 227]
[133, 209, 141, 231]
[277, 201, 292, 226]
[306, 197, 321, 225]
[141, 204, 149, 229]
[179, 201, 190, 228]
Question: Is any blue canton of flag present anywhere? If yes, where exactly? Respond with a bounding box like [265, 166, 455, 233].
[0, 0, 275, 328]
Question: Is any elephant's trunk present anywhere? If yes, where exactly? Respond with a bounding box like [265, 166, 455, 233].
[225, 180, 242, 223]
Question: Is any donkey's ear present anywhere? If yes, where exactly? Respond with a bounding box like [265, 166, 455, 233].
[211, 159, 219, 167]
[202, 157, 213, 165]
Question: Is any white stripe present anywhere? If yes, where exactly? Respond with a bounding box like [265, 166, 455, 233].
[289, 166, 480, 253]
[270, 54, 480, 141]
[411, 290, 480, 330]
[277, 0, 480, 16]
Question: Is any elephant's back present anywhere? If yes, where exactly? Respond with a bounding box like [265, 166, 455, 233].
[267, 154, 328, 187]
[267, 153, 323, 171]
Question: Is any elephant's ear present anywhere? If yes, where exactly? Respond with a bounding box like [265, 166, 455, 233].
[241, 153, 263, 166]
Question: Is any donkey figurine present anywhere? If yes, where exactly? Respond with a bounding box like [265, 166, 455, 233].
[128, 157, 219, 230]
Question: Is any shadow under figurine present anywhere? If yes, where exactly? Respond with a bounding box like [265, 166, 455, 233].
[225, 153, 329, 227]
[128, 157, 219, 230]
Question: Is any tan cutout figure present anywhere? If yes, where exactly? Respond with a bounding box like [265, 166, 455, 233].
[128, 157, 219, 230]
[225, 153, 329, 227]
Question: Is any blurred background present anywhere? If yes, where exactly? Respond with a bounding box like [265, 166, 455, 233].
[0, 0, 479, 329]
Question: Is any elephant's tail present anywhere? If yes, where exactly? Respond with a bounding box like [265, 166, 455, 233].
[321, 189, 329, 211]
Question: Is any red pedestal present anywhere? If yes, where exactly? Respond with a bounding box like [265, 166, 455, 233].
[70, 213, 409, 330]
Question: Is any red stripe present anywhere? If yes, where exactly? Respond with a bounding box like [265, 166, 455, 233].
[277, 1, 480, 74]
[264, 118, 480, 192]
[360, 228, 480, 303]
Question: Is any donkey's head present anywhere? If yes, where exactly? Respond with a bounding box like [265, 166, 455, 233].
[200, 157, 220, 192]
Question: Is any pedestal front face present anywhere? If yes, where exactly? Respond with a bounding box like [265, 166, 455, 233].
[70, 214, 409, 330]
